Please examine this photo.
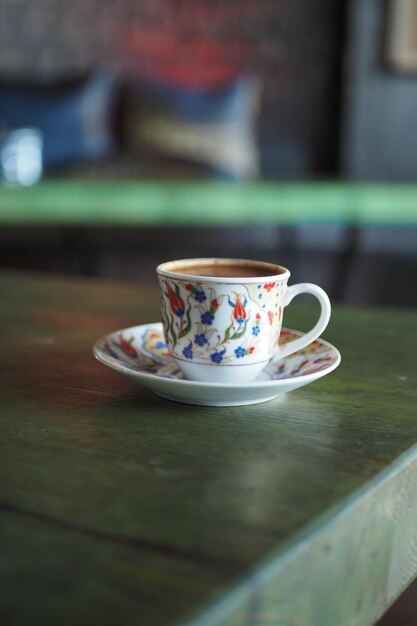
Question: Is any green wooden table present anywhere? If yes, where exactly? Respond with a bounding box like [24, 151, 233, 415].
[1, 270, 417, 626]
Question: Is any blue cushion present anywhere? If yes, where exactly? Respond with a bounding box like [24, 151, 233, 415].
[0, 73, 116, 168]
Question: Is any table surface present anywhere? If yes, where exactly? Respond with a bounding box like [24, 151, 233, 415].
[1, 270, 417, 626]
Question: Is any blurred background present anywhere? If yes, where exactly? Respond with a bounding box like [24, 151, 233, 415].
[0, 0, 416, 310]
[1, 2, 417, 623]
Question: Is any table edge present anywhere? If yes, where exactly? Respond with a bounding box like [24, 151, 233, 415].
[183, 442, 417, 626]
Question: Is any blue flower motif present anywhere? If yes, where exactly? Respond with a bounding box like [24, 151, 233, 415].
[176, 308, 185, 317]
[210, 349, 226, 364]
[194, 333, 208, 347]
[201, 311, 214, 325]
[155, 341, 167, 349]
[234, 346, 246, 358]
[182, 342, 193, 359]
[252, 326, 260, 336]
[194, 290, 207, 303]
[236, 316, 244, 324]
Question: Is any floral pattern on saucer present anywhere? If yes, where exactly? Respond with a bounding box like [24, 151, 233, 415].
[94, 323, 341, 406]
[99, 325, 338, 381]
[102, 330, 180, 379]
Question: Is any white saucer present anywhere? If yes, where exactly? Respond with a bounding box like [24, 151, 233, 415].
[93, 323, 341, 407]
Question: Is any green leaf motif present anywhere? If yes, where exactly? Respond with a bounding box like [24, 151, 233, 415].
[223, 322, 234, 344]
[169, 314, 177, 347]
[178, 302, 192, 339]
[231, 319, 249, 340]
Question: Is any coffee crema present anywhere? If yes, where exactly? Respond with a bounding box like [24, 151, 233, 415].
[174, 263, 281, 278]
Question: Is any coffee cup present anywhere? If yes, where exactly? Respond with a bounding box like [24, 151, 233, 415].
[156, 258, 331, 383]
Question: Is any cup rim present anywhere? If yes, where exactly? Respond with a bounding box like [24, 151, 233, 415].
[156, 257, 290, 283]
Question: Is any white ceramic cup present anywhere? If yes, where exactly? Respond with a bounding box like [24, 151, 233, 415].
[157, 258, 331, 383]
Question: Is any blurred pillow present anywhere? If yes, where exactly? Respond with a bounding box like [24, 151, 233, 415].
[124, 76, 261, 181]
[0, 72, 116, 168]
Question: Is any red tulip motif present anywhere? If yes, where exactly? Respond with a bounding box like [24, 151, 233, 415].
[166, 282, 185, 317]
[233, 294, 247, 324]
[119, 334, 138, 358]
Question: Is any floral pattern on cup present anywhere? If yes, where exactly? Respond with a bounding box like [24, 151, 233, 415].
[159, 277, 287, 366]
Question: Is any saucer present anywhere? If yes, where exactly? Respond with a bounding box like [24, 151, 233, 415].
[93, 323, 341, 406]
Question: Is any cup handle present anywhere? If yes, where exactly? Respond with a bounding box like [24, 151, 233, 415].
[276, 283, 331, 360]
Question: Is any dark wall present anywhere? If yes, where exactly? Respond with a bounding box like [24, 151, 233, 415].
[0, 0, 345, 176]
[2, 225, 417, 308]
[342, 0, 417, 181]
